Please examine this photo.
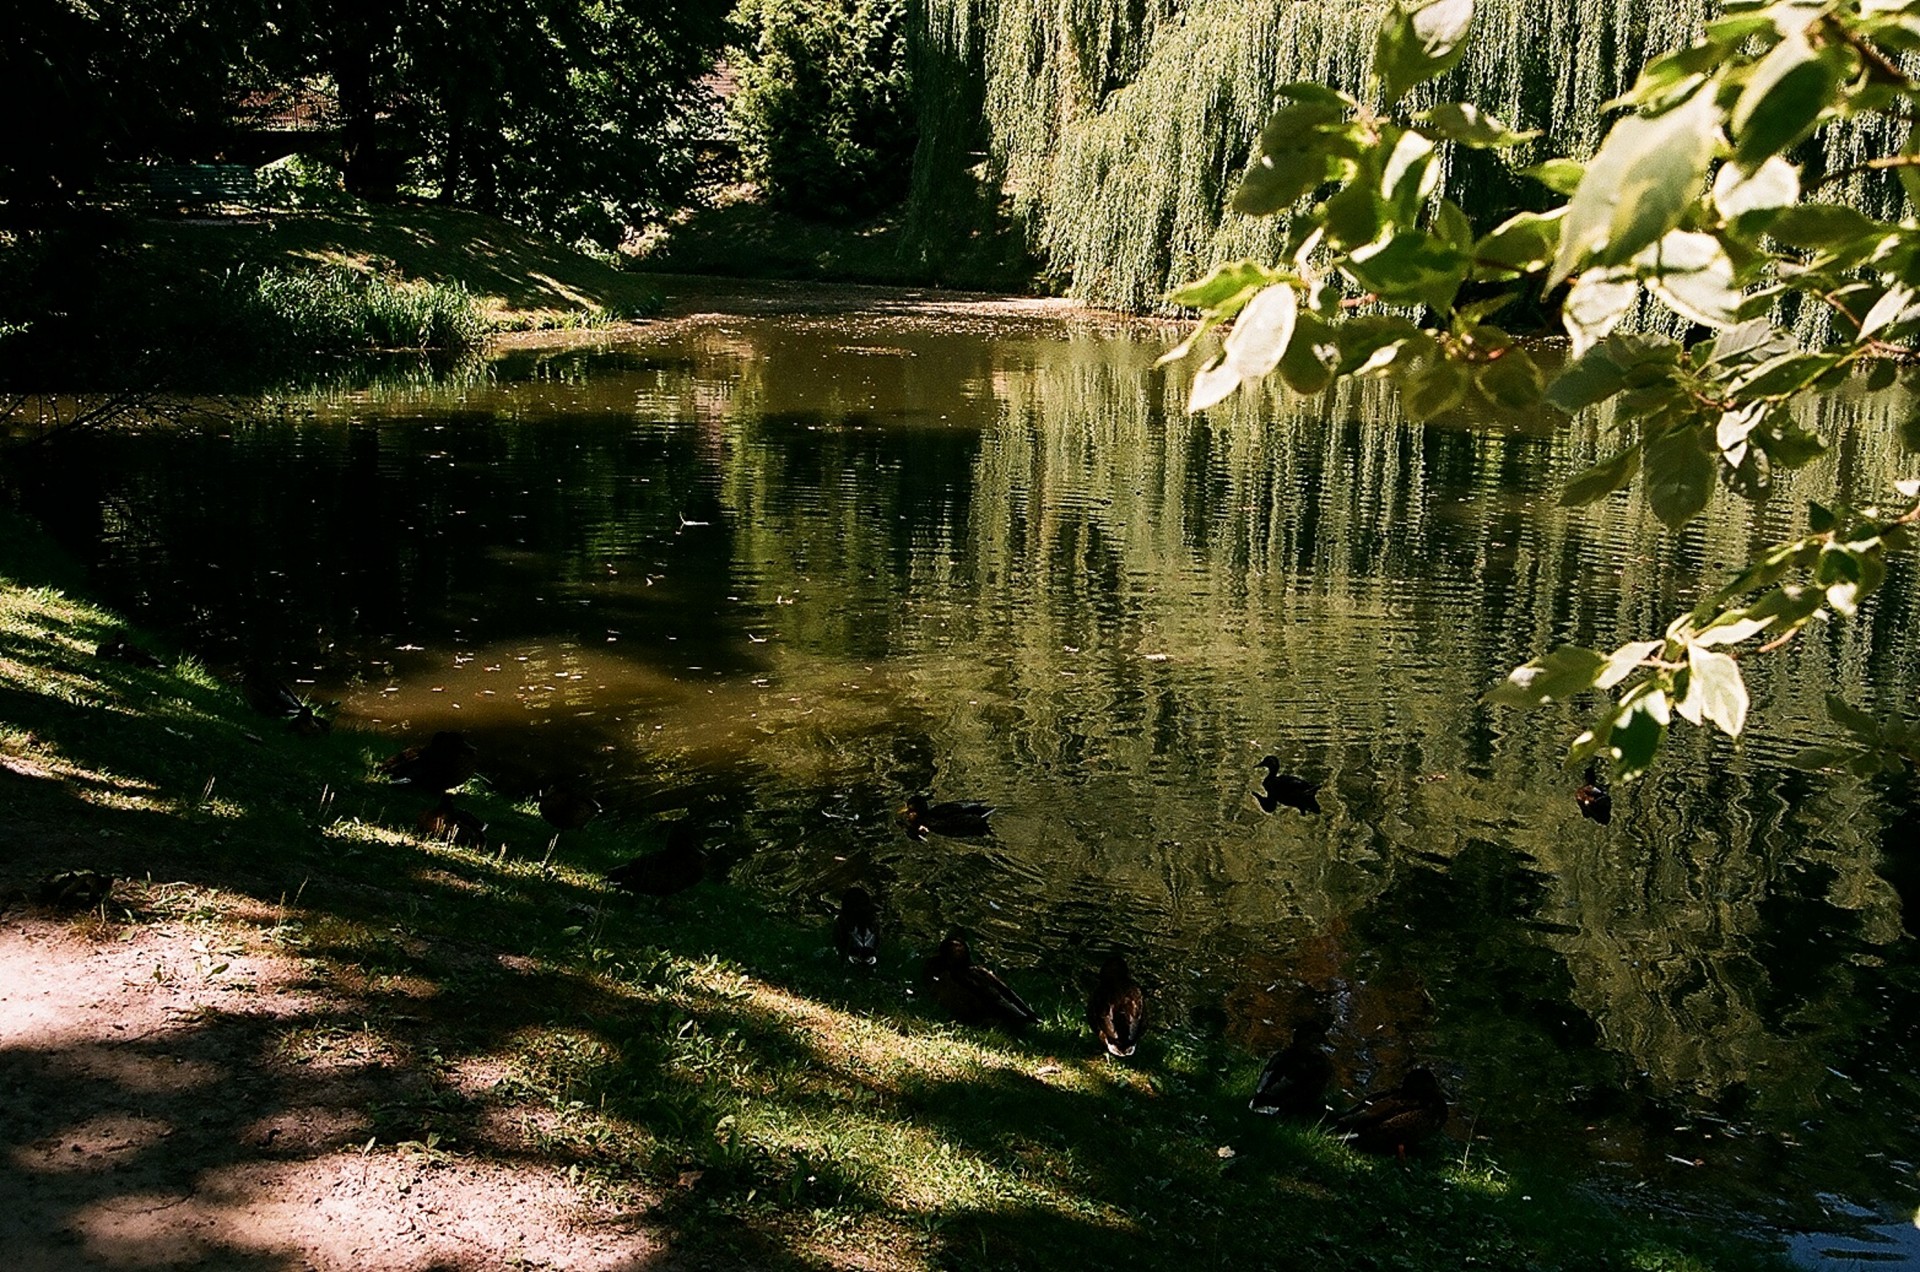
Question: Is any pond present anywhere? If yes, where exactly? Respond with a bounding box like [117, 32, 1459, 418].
[13, 291, 1920, 1260]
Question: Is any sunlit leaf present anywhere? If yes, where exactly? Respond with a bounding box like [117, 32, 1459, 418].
[1598, 639, 1662, 689]
[1713, 156, 1799, 220]
[1563, 267, 1639, 357]
[1610, 689, 1671, 781]
[1525, 157, 1586, 195]
[1678, 645, 1748, 735]
[1188, 283, 1298, 410]
[1418, 101, 1538, 148]
[1473, 209, 1564, 280]
[1486, 644, 1608, 707]
[1638, 230, 1741, 328]
[1277, 310, 1341, 394]
[1550, 89, 1719, 286]
[1375, 0, 1475, 107]
[1167, 260, 1278, 310]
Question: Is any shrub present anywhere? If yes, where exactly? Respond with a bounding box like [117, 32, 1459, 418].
[728, 0, 916, 222]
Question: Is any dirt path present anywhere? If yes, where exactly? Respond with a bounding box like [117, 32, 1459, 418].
[0, 903, 669, 1271]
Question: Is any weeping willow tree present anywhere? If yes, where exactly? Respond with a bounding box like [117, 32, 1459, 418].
[906, 0, 1910, 309]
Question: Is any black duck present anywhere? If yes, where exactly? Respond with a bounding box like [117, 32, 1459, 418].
[1249, 1019, 1333, 1118]
[1087, 955, 1146, 1058]
[924, 930, 1038, 1027]
[379, 731, 478, 793]
[606, 822, 705, 896]
[540, 783, 603, 832]
[1255, 756, 1320, 814]
[834, 886, 880, 967]
[95, 630, 163, 669]
[242, 664, 331, 735]
[900, 795, 994, 840]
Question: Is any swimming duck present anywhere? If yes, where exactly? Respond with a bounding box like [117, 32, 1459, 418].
[606, 821, 705, 896]
[417, 794, 488, 849]
[242, 664, 331, 735]
[900, 795, 994, 840]
[1249, 1019, 1333, 1118]
[95, 630, 163, 669]
[834, 886, 880, 967]
[1255, 756, 1320, 814]
[1333, 1067, 1449, 1159]
[1575, 763, 1612, 825]
[540, 783, 603, 832]
[1087, 955, 1146, 1058]
[379, 731, 478, 793]
[924, 930, 1038, 1027]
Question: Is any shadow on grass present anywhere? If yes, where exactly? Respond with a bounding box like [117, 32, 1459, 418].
[0, 566, 1786, 1271]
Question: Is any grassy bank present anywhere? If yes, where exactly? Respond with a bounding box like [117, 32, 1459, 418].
[0, 513, 1785, 1270]
[0, 206, 668, 389]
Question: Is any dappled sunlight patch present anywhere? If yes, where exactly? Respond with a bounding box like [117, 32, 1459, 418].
[273, 1019, 409, 1070]
[9, 1113, 175, 1175]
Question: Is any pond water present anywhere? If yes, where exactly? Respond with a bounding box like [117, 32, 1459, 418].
[12, 300, 1920, 1259]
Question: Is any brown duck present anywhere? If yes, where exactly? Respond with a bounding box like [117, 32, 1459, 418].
[1087, 955, 1146, 1058]
[1574, 763, 1612, 825]
[417, 794, 488, 849]
[1333, 1067, 1449, 1160]
[924, 930, 1038, 1027]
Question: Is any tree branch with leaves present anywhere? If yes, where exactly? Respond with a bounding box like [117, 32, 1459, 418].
[1167, 0, 1920, 781]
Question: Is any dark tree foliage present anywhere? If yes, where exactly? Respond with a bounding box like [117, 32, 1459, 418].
[1, 0, 730, 246]
[729, 0, 917, 222]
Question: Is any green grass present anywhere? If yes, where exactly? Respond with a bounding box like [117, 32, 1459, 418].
[240, 263, 485, 353]
[0, 507, 1788, 1271]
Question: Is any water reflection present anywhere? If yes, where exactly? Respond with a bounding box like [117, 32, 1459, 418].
[11, 310, 1920, 1248]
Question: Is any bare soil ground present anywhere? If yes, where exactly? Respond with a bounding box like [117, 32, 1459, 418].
[0, 895, 669, 1271]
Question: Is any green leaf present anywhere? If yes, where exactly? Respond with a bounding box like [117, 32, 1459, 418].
[1560, 445, 1641, 505]
[1235, 148, 1342, 216]
[1638, 231, 1741, 328]
[1713, 156, 1799, 220]
[1381, 130, 1441, 215]
[1610, 689, 1672, 781]
[1525, 158, 1586, 195]
[1486, 644, 1608, 707]
[1678, 645, 1748, 735]
[1166, 261, 1278, 310]
[1563, 267, 1639, 357]
[1827, 693, 1882, 740]
[1418, 101, 1538, 148]
[1344, 231, 1470, 311]
[1766, 203, 1889, 248]
[1375, 0, 1476, 107]
[1730, 27, 1840, 169]
[1734, 351, 1843, 397]
[1550, 89, 1719, 286]
[1335, 315, 1432, 376]
[1188, 283, 1298, 411]
[1643, 426, 1715, 528]
[1277, 310, 1341, 394]
[1473, 209, 1563, 280]
[1402, 357, 1471, 420]
[1787, 744, 1856, 771]
[1545, 341, 1629, 413]
[1324, 181, 1386, 249]
[1433, 198, 1473, 253]
[1475, 347, 1545, 409]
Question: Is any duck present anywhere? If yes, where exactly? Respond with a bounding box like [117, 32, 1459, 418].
[605, 821, 705, 896]
[540, 783, 603, 832]
[1255, 756, 1320, 814]
[924, 930, 1039, 1027]
[1087, 955, 1146, 1058]
[34, 869, 117, 911]
[900, 794, 994, 840]
[834, 886, 880, 967]
[1249, 1018, 1333, 1118]
[95, 630, 163, 669]
[416, 794, 488, 849]
[379, 731, 478, 793]
[1574, 763, 1612, 825]
[242, 663, 331, 735]
[1333, 1067, 1449, 1159]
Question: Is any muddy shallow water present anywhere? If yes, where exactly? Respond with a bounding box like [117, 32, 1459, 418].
[15, 295, 1920, 1260]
